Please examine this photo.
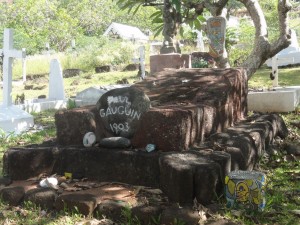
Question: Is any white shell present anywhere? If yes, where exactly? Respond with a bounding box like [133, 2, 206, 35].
[83, 132, 96, 147]
[39, 177, 58, 188]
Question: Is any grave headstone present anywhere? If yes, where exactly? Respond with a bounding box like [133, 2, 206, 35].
[48, 59, 65, 100]
[196, 30, 205, 52]
[206, 16, 226, 58]
[132, 46, 146, 79]
[0, 28, 33, 134]
[96, 87, 151, 138]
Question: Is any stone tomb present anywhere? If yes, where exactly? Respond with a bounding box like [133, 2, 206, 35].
[2, 68, 289, 217]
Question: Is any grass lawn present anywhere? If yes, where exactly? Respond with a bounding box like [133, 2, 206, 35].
[249, 65, 300, 88]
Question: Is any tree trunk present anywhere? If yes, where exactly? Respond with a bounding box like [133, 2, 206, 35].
[160, 0, 181, 54]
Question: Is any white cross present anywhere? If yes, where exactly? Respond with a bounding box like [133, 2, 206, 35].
[0, 29, 26, 107]
[132, 46, 146, 79]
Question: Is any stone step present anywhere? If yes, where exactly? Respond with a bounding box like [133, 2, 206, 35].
[3, 112, 287, 207]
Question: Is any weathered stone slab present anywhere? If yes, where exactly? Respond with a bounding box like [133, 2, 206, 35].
[159, 152, 221, 204]
[150, 54, 191, 75]
[209, 133, 257, 170]
[3, 147, 61, 180]
[160, 205, 200, 225]
[55, 193, 97, 216]
[55, 106, 107, 145]
[24, 188, 57, 210]
[96, 87, 151, 138]
[95, 200, 130, 222]
[131, 106, 199, 151]
[0, 186, 25, 206]
[132, 205, 164, 225]
[3, 147, 161, 187]
[131, 68, 247, 151]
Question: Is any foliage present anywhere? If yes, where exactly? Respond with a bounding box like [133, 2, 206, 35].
[121, 207, 141, 225]
[228, 18, 255, 66]
[0, 0, 155, 54]
[115, 0, 206, 38]
[0, 199, 84, 225]
[192, 57, 209, 68]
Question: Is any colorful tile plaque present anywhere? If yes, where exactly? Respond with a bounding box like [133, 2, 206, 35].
[207, 16, 226, 57]
[225, 170, 266, 211]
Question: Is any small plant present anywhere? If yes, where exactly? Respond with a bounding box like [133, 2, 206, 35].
[173, 218, 186, 225]
[150, 214, 161, 225]
[67, 98, 77, 109]
[192, 57, 209, 68]
[121, 206, 141, 225]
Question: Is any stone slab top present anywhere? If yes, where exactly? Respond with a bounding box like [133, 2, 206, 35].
[133, 68, 246, 107]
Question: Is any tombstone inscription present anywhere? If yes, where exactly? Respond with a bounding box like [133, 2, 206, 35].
[96, 87, 151, 138]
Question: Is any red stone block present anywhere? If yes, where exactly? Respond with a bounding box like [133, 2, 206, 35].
[150, 54, 191, 75]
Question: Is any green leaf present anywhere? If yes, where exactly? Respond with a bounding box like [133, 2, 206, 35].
[153, 24, 164, 38]
[120, 2, 134, 11]
[197, 15, 206, 23]
[194, 18, 202, 30]
[153, 23, 164, 31]
[179, 26, 184, 37]
[171, 0, 181, 11]
[150, 10, 162, 19]
[132, 4, 141, 15]
[152, 17, 163, 24]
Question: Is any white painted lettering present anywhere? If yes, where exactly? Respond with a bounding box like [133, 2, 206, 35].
[106, 107, 112, 116]
[133, 111, 141, 120]
[125, 107, 131, 116]
[118, 106, 124, 114]
[100, 109, 105, 117]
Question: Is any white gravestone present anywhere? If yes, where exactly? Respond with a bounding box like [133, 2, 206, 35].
[0, 28, 34, 134]
[132, 46, 146, 79]
[48, 59, 65, 100]
[196, 30, 205, 52]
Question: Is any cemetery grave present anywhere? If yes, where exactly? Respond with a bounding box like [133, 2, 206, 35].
[0, 29, 34, 134]
[248, 29, 300, 113]
[0, 65, 290, 223]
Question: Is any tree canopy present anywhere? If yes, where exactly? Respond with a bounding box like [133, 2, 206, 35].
[116, 0, 297, 79]
[0, 0, 156, 54]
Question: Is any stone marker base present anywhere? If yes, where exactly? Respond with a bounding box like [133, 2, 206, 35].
[0, 105, 34, 134]
[150, 54, 191, 75]
[3, 146, 231, 206]
[19, 99, 67, 113]
[248, 86, 300, 112]
[2, 113, 288, 210]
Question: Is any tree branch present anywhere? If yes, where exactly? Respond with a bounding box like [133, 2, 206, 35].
[269, 0, 292, 56]
[203, 0, 229, 16]
[240, 0, 292, 80]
